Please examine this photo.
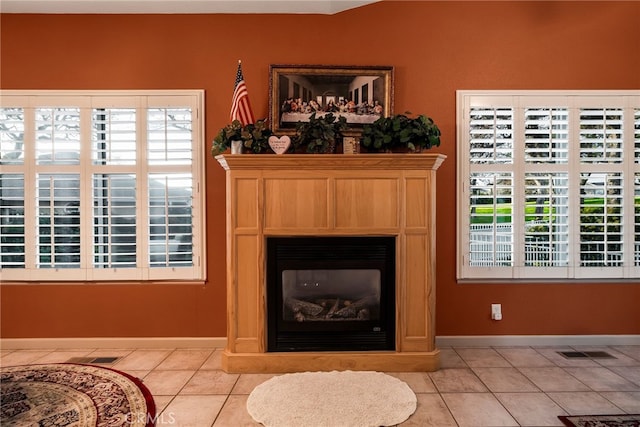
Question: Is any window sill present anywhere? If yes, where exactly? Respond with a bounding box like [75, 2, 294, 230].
[0, 280, 207, 286]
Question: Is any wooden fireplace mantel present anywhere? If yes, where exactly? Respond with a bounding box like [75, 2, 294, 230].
[216, 153, 446, 373]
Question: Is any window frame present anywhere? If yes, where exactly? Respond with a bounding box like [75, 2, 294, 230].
[0, 90, 207, 282]
[456, 90, 640, 282]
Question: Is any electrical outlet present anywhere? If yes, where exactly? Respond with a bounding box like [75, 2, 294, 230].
[491, 303, 502, 321]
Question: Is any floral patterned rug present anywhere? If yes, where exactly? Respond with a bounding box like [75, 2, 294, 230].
[1, 363, 155, 427]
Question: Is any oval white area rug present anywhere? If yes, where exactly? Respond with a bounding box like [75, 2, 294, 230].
[246, 370, 417, 427]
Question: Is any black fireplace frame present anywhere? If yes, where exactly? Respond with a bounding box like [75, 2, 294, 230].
[266, 236, 396, 352]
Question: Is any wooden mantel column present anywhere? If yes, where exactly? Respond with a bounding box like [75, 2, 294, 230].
[216, 153, 446, 373]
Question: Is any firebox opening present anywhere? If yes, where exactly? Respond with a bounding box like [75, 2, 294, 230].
[267, 236, 395, 352]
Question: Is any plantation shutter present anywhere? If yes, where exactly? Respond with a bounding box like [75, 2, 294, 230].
[92, 107, 138, 271]
[145, 100, 196, 280]
[466, 104, 515, 275]
[0, 173, 25, 268]
[635, 109, 640, 267]
[0, 91, 205, 282]
[520, 104, 571, 277]
[0, 107, 25, 268]
[34, 106, 84, 278]
[458, 91, 640, 281]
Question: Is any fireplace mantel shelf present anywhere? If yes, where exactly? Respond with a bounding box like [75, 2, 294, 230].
[217, 153, 446, 373]
[216, 153, 446, 171]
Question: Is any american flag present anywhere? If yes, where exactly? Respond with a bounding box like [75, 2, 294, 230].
[230, 61, 255, 125]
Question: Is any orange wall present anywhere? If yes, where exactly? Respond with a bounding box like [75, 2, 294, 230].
[1, 1, 639, 339]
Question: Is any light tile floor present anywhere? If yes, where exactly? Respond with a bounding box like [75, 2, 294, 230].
[1, 345, 639, 426]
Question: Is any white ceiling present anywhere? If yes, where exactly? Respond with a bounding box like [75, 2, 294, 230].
[0, 0, 379, 14]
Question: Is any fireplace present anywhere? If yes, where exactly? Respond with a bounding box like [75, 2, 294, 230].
[216, 154, 445, 373]
[267, 236, 395, 352]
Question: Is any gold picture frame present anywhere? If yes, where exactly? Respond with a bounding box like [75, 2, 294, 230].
[269, 64, 394, 136]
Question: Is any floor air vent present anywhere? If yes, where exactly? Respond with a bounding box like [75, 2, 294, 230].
[558, 351, 616, 359]
[66, 356, 120, 364]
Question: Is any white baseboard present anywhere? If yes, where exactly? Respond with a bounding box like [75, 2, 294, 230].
[2, 335, 638, 351]
[0, 337, 227, 350]
[436, 335, 640, 347]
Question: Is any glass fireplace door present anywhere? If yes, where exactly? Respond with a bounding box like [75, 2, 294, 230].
[267, 236, 395, 352]
[282, 269, 380, 322]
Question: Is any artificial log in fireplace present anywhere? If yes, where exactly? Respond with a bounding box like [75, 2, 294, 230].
[267, 236, 395, 352]
[216, 154, 445, 373]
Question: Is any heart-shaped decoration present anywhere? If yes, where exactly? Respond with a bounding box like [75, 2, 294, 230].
[268, 135, 291, 155]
